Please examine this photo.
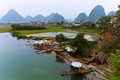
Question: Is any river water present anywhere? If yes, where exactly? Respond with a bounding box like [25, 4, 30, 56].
[28, 32, 95, 41]
[0, 33, 86, 80]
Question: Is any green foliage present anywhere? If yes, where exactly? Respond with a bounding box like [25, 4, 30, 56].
[100, 11, 120, 53]
[100, 16, 111, 24]
[106, 6, 120, 80]
[84, 22, 96, 29]
[55, 33, 68, 42]
[106, 71, 120, 80]
[71, 33, 91, 53]
[0, 28, 11, 32]
[11, 24, 20, 30]
[11, 24, 46, 30]
[110, 50, 120, 69]
[98, 16, 111, 31]
[71, 22, 96, 29]
[107, 50, 120, 80]
[101, 38, 120, 53]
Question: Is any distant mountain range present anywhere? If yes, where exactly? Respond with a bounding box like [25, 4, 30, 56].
[88, 5, 106, 20]
[0, 9, 65, 23]
[108, 11, 116, 16]
[0, 5, 116, 23]
[74, 5, 116, 22]
[1, 9, 24, 23]
[45, 13, 65, 22]
[74, 13, 88, 22]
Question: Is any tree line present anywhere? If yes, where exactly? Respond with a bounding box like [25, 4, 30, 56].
[11, 24, 46, 30]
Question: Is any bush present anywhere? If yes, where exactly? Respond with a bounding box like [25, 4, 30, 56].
[98, 16, 111, 31]
[11, 24, 20, 30]
[110, 50, 120, 69]
[71, 33, 91, 54]
[55, 33, 68, 42]
[107, 50, 120, 80]
[11, 24, 46, 30]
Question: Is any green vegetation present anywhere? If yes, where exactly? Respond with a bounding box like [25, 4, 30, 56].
[98, 16, 111, 31]
[101, 37, 120, 53]
[106, 50, 120, 80]
[102, 5, 120, 80]
[0, 24, 11, 32]
[71, 25, 97, 30]
[55, 33, 68, 42]
[71, 33, 91, 54]
[70, 25, 99, 34]
[110, 50, 120, 69]
[76, 29, 99, 33]
[11, 24, 46, 30]
[0, 28, 11, 32]
[100, 6, 120, 54]
[12, 26, 64, 36]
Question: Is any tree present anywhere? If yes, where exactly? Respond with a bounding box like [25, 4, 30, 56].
[98, 16, 111, 31]
[11, 24, 46, 30]
[55, 33, 68, 42]
[71, 33, 91, 54]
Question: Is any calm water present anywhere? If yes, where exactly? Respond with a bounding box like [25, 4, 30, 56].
[28, 32, 95, 41]
[0, 33, 85, 80]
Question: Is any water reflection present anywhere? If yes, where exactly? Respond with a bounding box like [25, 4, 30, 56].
[55, 55, 87, 80]
[70, 66, 86, 80]
[56, 55, 65, 64]
[0, 32, 87, 80]
[28, 32, 95, 41]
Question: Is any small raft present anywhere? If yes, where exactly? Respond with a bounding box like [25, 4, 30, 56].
[36, 49, 53, 54]
[60, 69, 89, 76]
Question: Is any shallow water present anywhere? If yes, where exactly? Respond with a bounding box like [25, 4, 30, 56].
[0, 33, 85, 80]
[28, 32, 94, 41]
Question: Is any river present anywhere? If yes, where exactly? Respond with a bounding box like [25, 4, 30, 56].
[27, 32, 95, 41]
[0, 33, 86, 80]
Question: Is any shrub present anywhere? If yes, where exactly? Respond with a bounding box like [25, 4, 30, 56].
[11, 24, 46, 30]
[55, 33, 68, 42]
[71, 33, 91, 54]
[110, 50, 120, 69]
[107, 50, 120, 80]
[11, 24, 20, 30]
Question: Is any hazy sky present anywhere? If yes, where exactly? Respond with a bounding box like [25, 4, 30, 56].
[0, 0, 119, 19]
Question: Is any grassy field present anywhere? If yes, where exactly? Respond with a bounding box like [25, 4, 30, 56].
[75, 28, 99, 33]
[0, 24, 99, 37]
[0, 24, 64, 34]
[0, 24, 11, 32]
[14, 26, 64, 36]
[78, 29, 98, 33]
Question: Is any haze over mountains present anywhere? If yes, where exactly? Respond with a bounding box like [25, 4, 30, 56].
[74, 5, 115, 22]
[88, 5, 106, 20]
[0, 5, 116, 23]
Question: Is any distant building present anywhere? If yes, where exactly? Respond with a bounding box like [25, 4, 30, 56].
[30, 21, 38, 26]
[72, 23, 81, 26]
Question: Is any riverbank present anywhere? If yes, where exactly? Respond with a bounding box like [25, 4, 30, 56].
[32, 39, 113, 80]
[0, 24, 99, 37]
[0, 26, 112, 80]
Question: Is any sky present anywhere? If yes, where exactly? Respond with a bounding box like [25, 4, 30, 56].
[0, 0, 120, 19]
